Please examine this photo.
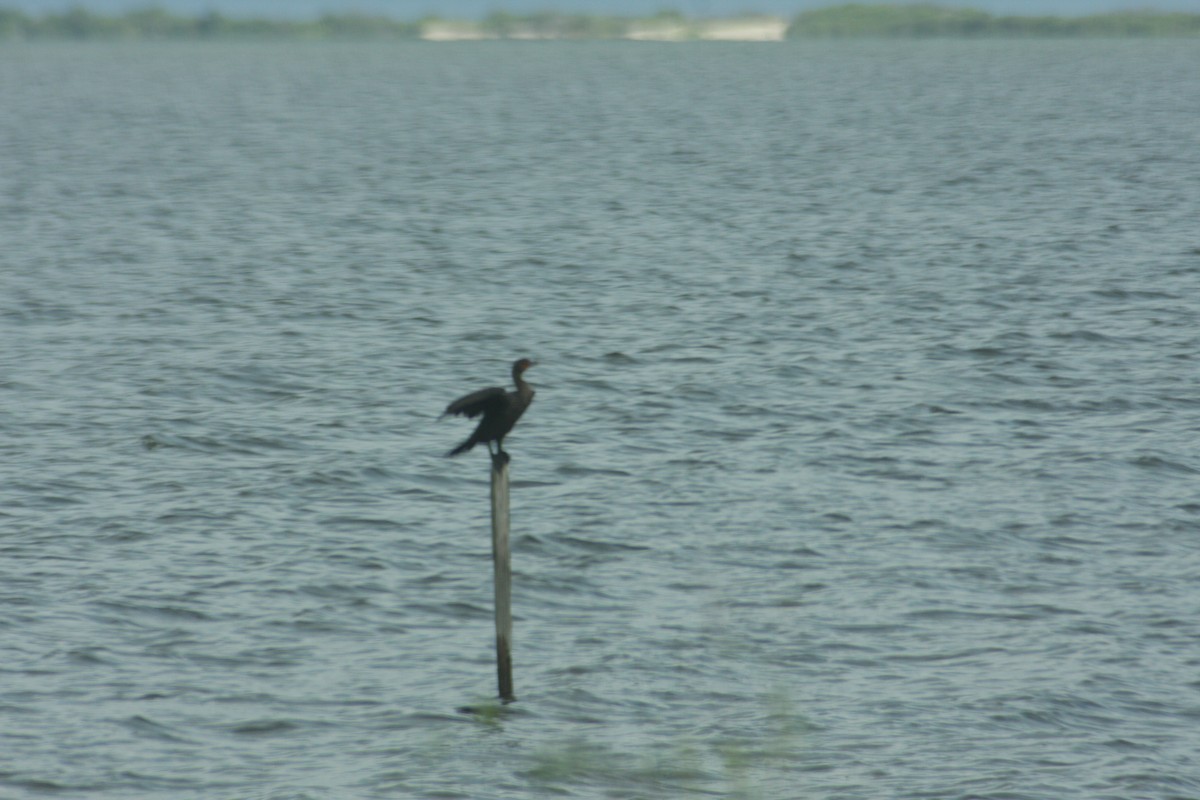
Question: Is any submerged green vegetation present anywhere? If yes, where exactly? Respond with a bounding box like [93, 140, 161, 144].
[0, 4, 1198, 41]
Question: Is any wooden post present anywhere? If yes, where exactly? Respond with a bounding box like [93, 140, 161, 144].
[490, 454, 515, 703]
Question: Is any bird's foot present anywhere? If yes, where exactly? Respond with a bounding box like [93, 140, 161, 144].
[491, 450, 511, 467]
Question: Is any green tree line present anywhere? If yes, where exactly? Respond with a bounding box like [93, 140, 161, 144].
[0, 7, 423, 39]
[1, 5, 1198, 41]
[786, 4, 1200, 37]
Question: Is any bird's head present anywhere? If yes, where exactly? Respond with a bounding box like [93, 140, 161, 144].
[513, 358, 536, 376]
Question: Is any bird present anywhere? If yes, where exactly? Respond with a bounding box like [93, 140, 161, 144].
[442, 358, 536, 463]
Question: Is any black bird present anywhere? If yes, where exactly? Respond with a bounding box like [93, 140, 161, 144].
[442, 358, 536, 462]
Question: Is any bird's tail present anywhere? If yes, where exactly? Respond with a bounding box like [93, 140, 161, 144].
[447, 437, 475, 457]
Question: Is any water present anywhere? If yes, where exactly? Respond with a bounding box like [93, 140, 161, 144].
[2, 39, 1200, 799]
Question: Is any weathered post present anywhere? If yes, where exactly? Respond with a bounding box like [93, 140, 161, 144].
[490, 454, 515, 703]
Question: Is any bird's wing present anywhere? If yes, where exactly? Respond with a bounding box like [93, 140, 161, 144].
[442, 386, 507, 419]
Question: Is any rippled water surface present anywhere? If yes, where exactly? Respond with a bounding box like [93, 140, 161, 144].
[3, 39, 1200, 799]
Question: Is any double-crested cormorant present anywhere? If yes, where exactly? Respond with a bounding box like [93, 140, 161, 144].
[442, 358, 536, 462]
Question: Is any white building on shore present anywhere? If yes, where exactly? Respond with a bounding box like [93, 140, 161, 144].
[420, 16, 788, 42]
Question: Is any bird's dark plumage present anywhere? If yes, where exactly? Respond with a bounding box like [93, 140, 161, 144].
[442, 358, 536, 462]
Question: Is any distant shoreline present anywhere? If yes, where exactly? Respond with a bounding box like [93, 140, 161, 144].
[1, 5, 1198, 41]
